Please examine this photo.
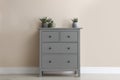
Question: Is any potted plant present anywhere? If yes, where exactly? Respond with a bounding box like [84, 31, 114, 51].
[40, 17, 48, 28]
[40, 17, 55, 28]
[48, 20, 55, 28]
[72, 18, 78, 28]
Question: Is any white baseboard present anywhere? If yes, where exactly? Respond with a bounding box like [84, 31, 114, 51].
[81, 67, 120, 74]
[1, 67, 120, 74]
[0, 67, 39, 74]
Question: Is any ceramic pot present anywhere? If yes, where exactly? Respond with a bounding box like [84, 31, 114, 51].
[72, 22, 78, 28]
[42, 23, 48, 28]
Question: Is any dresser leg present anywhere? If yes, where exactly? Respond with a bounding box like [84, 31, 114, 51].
[75, 70, 80, 77]
[78, 70, 80, 77]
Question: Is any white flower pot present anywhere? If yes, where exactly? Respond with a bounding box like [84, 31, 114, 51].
[42, 23, 48, 28]
[72, 22, 78, 28]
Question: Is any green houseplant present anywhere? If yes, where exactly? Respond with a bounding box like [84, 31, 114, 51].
[40, 17, 49, 28]
[40, 17, 55, 28]
[48, 20, 55, 28]
[72, 18, 78, 22]
[72, 18, 78, 28]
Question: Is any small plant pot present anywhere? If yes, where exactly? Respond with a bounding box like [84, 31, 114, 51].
[72, 22, 78, 28]
[42, 23, 48, 28]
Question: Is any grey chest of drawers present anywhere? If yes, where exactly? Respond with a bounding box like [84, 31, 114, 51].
[39, 28, 81, 76]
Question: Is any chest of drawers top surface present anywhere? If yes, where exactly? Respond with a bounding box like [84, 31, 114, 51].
[39, 28, 81, 30]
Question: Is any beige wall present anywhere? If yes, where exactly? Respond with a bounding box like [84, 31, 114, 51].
[0, 0, 120, 67]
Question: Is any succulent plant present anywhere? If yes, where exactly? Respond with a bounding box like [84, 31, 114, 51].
[72, 18, 78, 22]
[48, 20, 54, 28]
[40, 17, 55, 28]
[40, 17, 48, 23]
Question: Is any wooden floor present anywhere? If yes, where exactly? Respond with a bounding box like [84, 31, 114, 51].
[0, 74, 120, 80]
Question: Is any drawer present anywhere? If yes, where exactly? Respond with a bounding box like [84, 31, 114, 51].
[60, 32, 77, 42]
[42, 43, 77, 54]
[42, 55, 77, 69]
[41, 32, 59, 42]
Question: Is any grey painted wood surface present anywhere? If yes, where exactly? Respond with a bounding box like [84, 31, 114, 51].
[39, 28, 81, 76]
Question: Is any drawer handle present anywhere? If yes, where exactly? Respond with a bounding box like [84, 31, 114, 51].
[67, 47, 70, 50]
[49, 60, 52, 63]
[48, 47, 52, 50]
[67, 35, 70, 38]
[67, 60, 70, 63]
[49, 35, 52, 38]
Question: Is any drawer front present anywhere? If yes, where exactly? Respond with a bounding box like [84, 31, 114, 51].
[60, 32, 78, 42]
[42, 43, 77, 54]
[41, 32, 59, 42]
[42, 55, 77, 69]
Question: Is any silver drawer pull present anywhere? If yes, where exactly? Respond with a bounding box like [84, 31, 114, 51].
[67, 47, 70, 50]
[49, 60, 52, 63]
[67, 35, 70, 38]
[48, 47, 52, 50]
[67, 60, 70, 63]
[49, 35, 52, 38]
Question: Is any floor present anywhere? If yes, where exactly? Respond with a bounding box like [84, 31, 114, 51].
[0, 74, 120, 80]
